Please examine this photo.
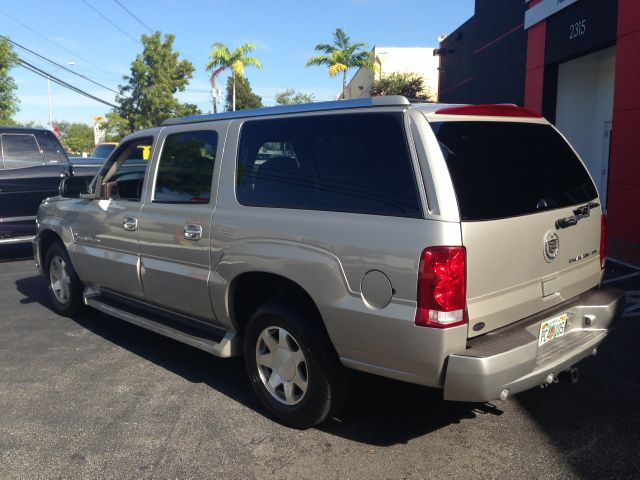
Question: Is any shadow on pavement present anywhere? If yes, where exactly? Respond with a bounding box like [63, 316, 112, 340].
[320, 374, 502, 446]
[15, 273, 501, 446]
[516, 312, 640, 479]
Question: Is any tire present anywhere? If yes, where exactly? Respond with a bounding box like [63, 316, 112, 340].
[44, 241, 85, 317]
[244, 303, 347, 428]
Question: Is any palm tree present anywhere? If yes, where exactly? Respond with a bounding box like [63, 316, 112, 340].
[206, 42, 262, 112]
[306, 28, 376, 100]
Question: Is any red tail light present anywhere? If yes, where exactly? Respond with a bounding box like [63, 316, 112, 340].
[600, 213, 607, 270]
[415, 246, 467, 328]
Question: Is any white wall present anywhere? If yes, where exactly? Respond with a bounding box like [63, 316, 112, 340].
[555, 46, 616, 203]
[344, 47, 439, 100]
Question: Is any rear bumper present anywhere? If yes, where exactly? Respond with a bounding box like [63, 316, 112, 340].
[443, 287, 624, 402]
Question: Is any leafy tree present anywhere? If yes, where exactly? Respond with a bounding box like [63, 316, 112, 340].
[306, 28, 375, 100]
[104, 32, 200, 136]
[370, 72, 434, 101]
[54, 121, 94, 154]
[225, 75, 262, 111]
[17, 120, 45, 128]
[274, 88, 315, 106]
[0, 37, 20, 123]
[207, 42, 262, 112]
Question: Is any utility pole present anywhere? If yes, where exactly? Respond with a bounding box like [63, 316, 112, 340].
[47, 61, 75, 131]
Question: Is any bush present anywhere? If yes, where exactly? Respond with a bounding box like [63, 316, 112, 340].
[370, 72, 433, 101]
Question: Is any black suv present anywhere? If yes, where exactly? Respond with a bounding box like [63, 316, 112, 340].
[0, 127, 73, 243]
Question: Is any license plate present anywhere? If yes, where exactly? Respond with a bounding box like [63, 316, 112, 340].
[538, 313, 568, 346]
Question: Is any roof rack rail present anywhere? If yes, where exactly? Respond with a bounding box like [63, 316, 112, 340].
[161, 95, 410, 126]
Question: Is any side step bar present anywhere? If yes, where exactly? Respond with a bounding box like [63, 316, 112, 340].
[84, 294, 239, 358]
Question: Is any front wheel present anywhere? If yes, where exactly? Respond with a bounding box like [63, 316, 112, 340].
[44, 242, 85, 317]
[244, 303, 346, 428]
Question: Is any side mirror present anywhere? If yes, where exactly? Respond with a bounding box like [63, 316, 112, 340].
[59, 176, 91, 198]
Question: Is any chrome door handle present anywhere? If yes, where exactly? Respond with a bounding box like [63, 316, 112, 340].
[123, 216, 138, 231]
[183, 224, 203, 241]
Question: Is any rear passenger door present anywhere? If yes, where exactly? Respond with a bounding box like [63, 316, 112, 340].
[0, 132, 67, 235]
[137, 125, 226, 322]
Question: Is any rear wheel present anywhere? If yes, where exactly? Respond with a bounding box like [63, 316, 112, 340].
[45, 242, 85, 316]
[244, 303, 346, 428]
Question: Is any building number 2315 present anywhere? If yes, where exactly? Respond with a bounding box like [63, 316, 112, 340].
[569, 19, 587, 40]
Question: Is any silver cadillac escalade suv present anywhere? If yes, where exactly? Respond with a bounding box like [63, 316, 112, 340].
[33, 96, 624, 428]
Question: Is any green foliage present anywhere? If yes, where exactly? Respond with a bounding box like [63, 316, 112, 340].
[274, 89, 315, 106]
[206, 42, 262, 112]
[53, 120, 95, 154]
[225, 76, 262, 111]
[0, 37, 20, 123]
[306, 28, 375, 97]
[104, 31, 201, 135]
[370, 72, 434, 101]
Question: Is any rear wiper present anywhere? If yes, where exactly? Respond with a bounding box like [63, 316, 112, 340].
[555, 201, 599, 229]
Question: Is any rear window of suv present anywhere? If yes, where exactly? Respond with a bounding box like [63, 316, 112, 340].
[236, 113, 422, 218]
[431, 121, 598, 221]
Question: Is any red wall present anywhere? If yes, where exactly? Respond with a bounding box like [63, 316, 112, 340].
[608, 0, 640, 263]
[523, 0, 546, 113]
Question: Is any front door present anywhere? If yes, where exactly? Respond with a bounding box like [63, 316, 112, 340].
[137, 126, 225, 322]
[72, 135, 155, 300]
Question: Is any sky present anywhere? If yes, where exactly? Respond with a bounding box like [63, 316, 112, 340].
[2, 0, 474, 126]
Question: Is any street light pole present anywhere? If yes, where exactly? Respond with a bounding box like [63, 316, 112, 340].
[47, 76, 53, 131]
[47, 61, 75, 131]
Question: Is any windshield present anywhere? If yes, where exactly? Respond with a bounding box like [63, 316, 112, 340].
[431, 121, 598, 221]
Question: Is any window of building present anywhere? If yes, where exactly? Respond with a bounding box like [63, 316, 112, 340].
[154, 131, 218, 204]
[236, 113, 422, 218]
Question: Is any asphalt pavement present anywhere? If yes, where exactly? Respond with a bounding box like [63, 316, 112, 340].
[1, 243, 639, 479]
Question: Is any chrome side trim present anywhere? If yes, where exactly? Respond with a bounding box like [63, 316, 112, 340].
[0, 215, 37, 223]
[0, 235, 35, 245]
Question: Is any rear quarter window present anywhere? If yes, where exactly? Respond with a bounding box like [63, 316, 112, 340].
[431, 121, 598, 221]
[236, 113, 422, 218]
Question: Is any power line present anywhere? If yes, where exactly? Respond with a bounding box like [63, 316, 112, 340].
[17, 57, 118, 108]
[0, 8, 124, 82]
[88, 0, 210, 82]
[80, 0, 141, 45]
[113, 0, 153, 33]
[2, 36, 123, 97]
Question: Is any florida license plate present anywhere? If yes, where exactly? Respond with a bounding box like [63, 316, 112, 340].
[538, 313, 568, 346]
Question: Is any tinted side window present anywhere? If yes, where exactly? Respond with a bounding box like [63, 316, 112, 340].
[236, 113, 422, 218]
[154, 131, 218, 204]
[2, 134, 43, 168]
[431, 121, 598, 221]
[36, 132, 66, 164]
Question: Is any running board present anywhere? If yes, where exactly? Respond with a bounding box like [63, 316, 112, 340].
[84, 294, 239, 357]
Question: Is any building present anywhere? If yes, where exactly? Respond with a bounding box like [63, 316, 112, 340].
[438, 0, 640, 266]
[343, 47, 439, 100]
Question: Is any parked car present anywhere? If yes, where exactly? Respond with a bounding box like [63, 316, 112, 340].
[0, 127, 75, 243]
[33, 97, 623, 427]
[69, 143, 150, 178]
[90, 142, 117, 159]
